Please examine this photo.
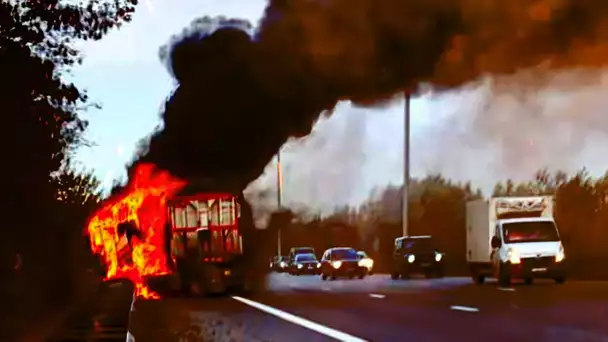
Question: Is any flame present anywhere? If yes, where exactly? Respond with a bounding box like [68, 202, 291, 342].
[86, 163, 186, 299]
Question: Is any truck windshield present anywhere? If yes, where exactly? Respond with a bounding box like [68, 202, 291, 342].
[503, 221, 560, 243]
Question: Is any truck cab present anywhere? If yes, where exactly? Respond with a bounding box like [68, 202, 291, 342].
[467, 196, 567, 286]
[288, 247, 316, 264]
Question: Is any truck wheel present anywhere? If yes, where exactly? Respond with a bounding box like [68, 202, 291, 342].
[321, 274, 328, 281]
[390, 272, 399, 280]
[554, 277, 566, 284]
[400, 272, 410, 280]
[330, 275, 337, 281]
[358, 274, 365, 280]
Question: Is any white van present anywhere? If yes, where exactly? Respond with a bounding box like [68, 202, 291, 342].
[466, 196, 567, 286]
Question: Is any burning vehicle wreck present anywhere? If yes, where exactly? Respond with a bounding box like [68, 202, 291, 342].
[86, 164, 270, 299]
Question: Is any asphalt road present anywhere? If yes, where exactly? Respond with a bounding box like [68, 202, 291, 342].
[126, 273, 608, 342]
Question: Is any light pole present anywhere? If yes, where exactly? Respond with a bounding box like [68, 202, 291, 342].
[277, 151, 283, 256]
[402, 93, 411, 237]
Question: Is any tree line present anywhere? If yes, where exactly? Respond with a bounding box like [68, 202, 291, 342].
[270, 168, 608, 279]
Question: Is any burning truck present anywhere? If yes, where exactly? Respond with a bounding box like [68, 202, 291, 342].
[86, 163, 268, 299]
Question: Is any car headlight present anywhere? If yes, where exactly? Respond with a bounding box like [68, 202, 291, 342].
[358, 258, 374, 269]
[332, 261, 342, 269]
[407, 255, 415, 263]
[316, 263, 321, 268]
[435, 253, 442, 262]
[555, 246, 565, 263]
[297, 264, 303, 269]
[507, 248, 521, 264]
[280, 262, 286, 268]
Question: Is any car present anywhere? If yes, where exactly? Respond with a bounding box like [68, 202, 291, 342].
[320, 247, 368, 280]
[288, 247, 316, 264]
[390, 235, 445, 280]
[357, 251, 374, 275]
[269, 256, 289, 272]
[289, 253, 321, 275]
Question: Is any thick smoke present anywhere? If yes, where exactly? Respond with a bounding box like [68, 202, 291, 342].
[134, 2, 608, 197]
[415, 69, 608, 193]
[244, 101, 369, 223]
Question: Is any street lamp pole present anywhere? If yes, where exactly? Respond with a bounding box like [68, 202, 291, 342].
[277, 151, 283, 256]
[402, 93, 411, 237]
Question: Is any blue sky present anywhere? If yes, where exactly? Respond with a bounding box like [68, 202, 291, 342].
[71, 0, 608, 214]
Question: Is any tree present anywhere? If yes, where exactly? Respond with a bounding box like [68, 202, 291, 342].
[48, 166, 103, 300]
[53, 166, 101, 206]
[2, 0, 137, 195]
[0, 0, 138, 334]
[1, 0, 137, 242]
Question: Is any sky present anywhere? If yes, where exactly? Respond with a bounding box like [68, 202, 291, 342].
[72, 0, 608, 216]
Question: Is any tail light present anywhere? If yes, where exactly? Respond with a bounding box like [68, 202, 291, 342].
[203, 257, 223, 262]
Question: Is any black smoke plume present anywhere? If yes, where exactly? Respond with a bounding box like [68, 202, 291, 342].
[132, 2, 608, 194]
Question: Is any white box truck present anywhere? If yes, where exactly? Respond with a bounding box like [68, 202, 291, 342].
[466, 196, 567, 286]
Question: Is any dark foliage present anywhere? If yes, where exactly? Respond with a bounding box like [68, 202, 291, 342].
[0, 0, 136, 338]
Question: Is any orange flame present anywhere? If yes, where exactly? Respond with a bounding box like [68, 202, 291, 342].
[86, 163, 186, 299]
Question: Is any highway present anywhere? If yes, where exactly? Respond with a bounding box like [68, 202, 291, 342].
[125, 273, 608, 342]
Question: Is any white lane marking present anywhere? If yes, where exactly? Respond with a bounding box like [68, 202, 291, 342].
[369, 294, 385, 299]
[450, 305, 479, 312]
[498, 287, 515, 292]
[232, 296, 369, 342]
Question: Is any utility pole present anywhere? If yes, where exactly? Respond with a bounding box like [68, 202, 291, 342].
[277, 151, 283, 256]
[402, 93, 411, 237]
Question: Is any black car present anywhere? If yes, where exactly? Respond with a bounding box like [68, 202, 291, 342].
[390, 235, 445, 279]
[289, 253, 321, 275]
[320, 247, 368, 280]
[269, 256, 289, 272]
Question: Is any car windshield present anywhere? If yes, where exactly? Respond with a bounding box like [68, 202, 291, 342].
[357, 251, 368, 259]
[295, 254, 316, 262]
[332, 249, 358, 260]
[503, 221, 560, 243]
[403, 238, 435, 252]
